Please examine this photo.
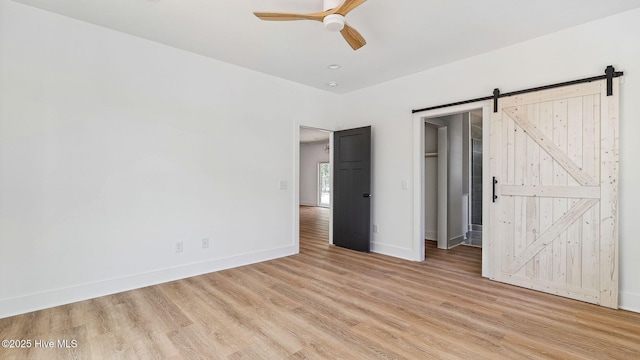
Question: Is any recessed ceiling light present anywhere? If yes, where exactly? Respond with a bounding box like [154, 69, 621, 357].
[328, 64, 341, 70]
[327, 81, 338, 87]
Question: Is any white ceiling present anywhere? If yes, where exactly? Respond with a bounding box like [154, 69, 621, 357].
[300, 128, 330, 143]
[13, 0, 640, 94]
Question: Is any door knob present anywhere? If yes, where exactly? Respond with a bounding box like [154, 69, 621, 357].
[363, 194, 372, 198]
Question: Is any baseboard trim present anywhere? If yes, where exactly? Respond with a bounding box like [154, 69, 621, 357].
[448, 235, 464, 248]
[425, 230, 437, 241]
[0, 245, 297, 319]
[299, 201, 316, 207]
[371, 242, 418, 261]
[619, 291, 640, 313]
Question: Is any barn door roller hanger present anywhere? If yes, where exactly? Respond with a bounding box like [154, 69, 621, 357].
[411, 65, 624, 114]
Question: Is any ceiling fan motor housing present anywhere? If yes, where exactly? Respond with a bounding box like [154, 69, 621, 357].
[323, 0, 345, 31]
[323, 0, 342, 11]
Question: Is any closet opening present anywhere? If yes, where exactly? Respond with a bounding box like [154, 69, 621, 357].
[424, 111, 483, 250]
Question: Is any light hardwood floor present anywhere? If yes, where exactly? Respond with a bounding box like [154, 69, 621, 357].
[2, 206, 640, 359]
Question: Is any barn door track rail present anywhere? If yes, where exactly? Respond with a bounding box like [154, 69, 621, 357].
[411, 65, 624, 114]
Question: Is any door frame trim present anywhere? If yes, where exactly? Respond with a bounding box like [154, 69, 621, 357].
[412, 101, 492, 277]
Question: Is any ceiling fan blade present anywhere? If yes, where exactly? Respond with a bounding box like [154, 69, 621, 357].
[340, 24, 366, 50]
[334, 0, 367, 16]
[253, 11, 326, 22]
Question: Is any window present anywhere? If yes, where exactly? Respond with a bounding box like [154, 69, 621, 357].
[318, 162, 330, 207]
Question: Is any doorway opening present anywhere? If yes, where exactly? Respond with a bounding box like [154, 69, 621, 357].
[423, 111, 483, 249]
[412, 101, 491, 276]
[298, 126, 333, 250]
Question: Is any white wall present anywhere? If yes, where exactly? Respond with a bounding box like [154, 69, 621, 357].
[333, 8, 640, 311]
[0, 1, 336, 318]
[299, 141, 330, 206]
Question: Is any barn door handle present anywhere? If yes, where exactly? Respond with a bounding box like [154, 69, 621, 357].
[363, 193, 372, 198]
[492, 177, 498, 203]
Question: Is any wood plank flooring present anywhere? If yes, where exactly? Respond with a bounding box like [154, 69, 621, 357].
[2, 206, 640, 359]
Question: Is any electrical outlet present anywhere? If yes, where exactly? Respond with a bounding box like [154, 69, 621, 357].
[373, 224, 379, 233]
[202, 238, 209, 249]
[402, 180, 408, 190]
[175, 241, 183, 253]
[279, 180, 287, 190]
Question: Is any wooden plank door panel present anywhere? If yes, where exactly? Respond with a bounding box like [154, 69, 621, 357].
[490, 80, 619, 308]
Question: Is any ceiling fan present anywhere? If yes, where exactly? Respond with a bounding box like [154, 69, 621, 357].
[254, 0, 368, 50]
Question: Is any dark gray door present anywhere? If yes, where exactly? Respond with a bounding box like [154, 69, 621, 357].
[333, 126, 371, 252]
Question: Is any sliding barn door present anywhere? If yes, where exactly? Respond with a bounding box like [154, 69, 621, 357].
[489, 79, 619, 308]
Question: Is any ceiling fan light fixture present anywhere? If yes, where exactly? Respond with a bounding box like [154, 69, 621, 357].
[323, 14, 345, 32]
[253, 0, 367, 50]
